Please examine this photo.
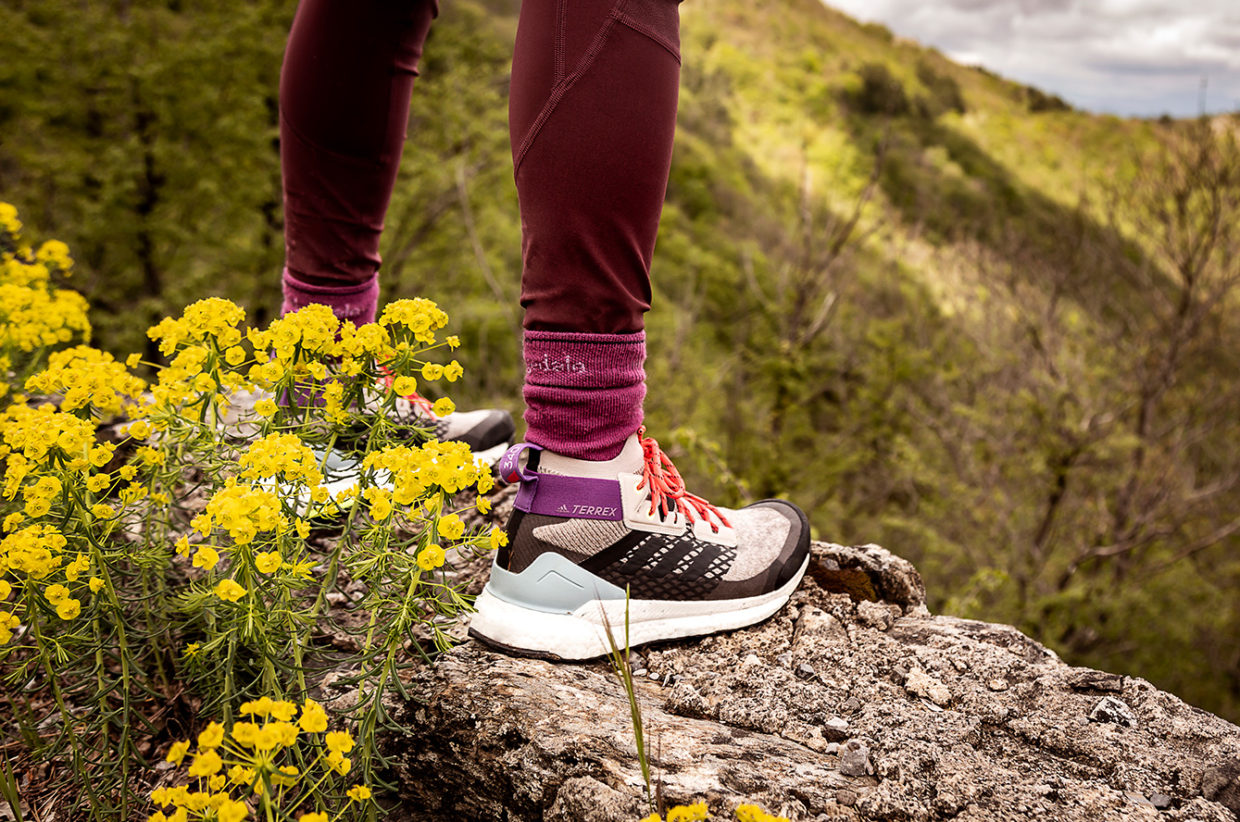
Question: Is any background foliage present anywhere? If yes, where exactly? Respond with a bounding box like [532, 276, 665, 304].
[3, 0, 1239, 722]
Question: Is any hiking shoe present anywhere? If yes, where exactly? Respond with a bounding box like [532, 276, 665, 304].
[468, 428, 810, 660]
[378, 380, 515, 463]
[385, 392, 515, 463]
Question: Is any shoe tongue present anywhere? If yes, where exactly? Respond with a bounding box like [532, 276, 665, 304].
[537, 434, 643, 478]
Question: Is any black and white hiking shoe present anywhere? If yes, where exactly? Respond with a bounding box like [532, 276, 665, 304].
[468, 428, 811, 660]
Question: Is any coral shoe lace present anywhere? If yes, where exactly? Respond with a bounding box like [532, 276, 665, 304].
[635, 426, 731, 532]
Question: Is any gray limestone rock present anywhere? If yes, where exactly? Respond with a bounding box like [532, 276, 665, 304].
[837, 739, 875, 778]
[1203, 758, 1240, 816]
[379, 539, 1240, 821]
[1089, 695, 1138, 727]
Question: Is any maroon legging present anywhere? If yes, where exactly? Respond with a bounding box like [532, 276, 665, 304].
[280, 0, 681, 335]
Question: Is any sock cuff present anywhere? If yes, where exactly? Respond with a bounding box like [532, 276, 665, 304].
[281, 268, 379, 324]
[522, 330, 645, 390]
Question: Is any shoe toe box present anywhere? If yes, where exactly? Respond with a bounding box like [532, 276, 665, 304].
[723, 498, 810, 593]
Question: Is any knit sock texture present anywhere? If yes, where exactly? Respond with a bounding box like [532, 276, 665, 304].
[281, 268, 379, 325]
[522, 330, 646, 460]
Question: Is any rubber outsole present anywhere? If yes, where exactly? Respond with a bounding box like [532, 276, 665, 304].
[467, 554, 810, 661]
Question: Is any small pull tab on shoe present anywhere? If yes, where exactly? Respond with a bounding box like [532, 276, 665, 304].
[498, 442, 542, 485]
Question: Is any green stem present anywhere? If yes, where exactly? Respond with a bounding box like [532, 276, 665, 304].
[30, 611, 106, 822]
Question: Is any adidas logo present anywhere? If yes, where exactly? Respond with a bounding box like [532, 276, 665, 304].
[558, 504, 570, 512]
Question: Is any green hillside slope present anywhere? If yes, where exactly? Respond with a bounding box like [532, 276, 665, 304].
[2, 0, 1238, 720]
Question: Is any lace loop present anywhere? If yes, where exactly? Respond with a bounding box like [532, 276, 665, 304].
[635, 426, 731, 533]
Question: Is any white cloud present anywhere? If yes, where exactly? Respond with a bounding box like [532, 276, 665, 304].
[826, 0, 1240, 115]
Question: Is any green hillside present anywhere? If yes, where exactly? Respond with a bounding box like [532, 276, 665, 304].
[2, 0, 1239, 721]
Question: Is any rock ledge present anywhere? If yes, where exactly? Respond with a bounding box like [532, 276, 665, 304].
[381, 541, 1240, 822]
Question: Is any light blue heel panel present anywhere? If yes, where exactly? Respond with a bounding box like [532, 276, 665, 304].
[487, 553, 627, 614]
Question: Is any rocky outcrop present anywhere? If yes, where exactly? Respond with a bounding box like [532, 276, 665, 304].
[375, 492, 1240, 821]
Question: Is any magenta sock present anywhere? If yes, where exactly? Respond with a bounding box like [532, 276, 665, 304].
[522, 330, 646, 460]
[281, 268, 379, 325]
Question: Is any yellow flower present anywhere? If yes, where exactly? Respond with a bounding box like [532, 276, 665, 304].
[231, 722, 259, 747]
[0, 611, 20, 644]
[88, 577, 104, 593]
[391, 375, 418, 396]
[437, 514, 464, 541]
[89, 444, 115, 468]
[91, 503, 116, 520]
[667, 802, 710, 822]
[489, 527, 509, 551]
[420, 362, 444, 381]
[224, 346, 246, 366]
[175, 537, 192, 557]
[475, 496, 492, 515]
[268, 701, 298, 722]
[326, 750, 351, 776]
[364, 487, 393, 521]
[184, 643, 200, 656]
[0, 580, 9, 600]
[416, 544, 445, 571]
[214, 579, 246, 602]
[446, 335, 460, 349]
[86, 473, 110, 493]
[298, 699, 328, 733]
[432, 397, 455, 417]
[56, 598, 81, 620]
[192, 546, 220, 571]
[298, 814, 328, 822]
[347, 785, 372, 802]
[294, 519, 310, 539]
[187, 750, 223, 777]
[127, 420, 151, 440]
[44, 583, 69, 604]
[198, 721, 225, 749]
[272, 764, 300, 787]
[227, 765, 255, 787]
[254, 551, 281, 574]
[165, 740, 191, 765]
[63, 553, 88, 581]
[735, 806, 787, 822]
[640, 815, 661, 822]
[253, 398, 277, 417]
[443, 360, 464, 382]
[325, 730, 355, 753]
[216, 797, 248, 822]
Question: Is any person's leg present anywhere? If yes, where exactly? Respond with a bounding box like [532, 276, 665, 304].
[279, 0, 439, 325]
[510, 0, 682, 460]
[277, 0, 515, 451]
[471, 0, 810, 659]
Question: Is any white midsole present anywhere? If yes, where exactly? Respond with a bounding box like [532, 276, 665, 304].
[468, 556, 809, 660]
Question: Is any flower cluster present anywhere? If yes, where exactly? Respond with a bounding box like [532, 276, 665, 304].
[0, 522, 104, 641]
[1, 213, 502, 819]
[25, 345, 148, 419]
[237, 433, 324, 488]
[193, 483, 286, 548]
[153, 698, 372, 822]
[148, 298, 246, 357]
[362, 439, 494, 502]
[639, 804, 788, 822]
[0, 205, 90, 388]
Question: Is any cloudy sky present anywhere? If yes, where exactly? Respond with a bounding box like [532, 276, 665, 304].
[826, 0, 1240, 117]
